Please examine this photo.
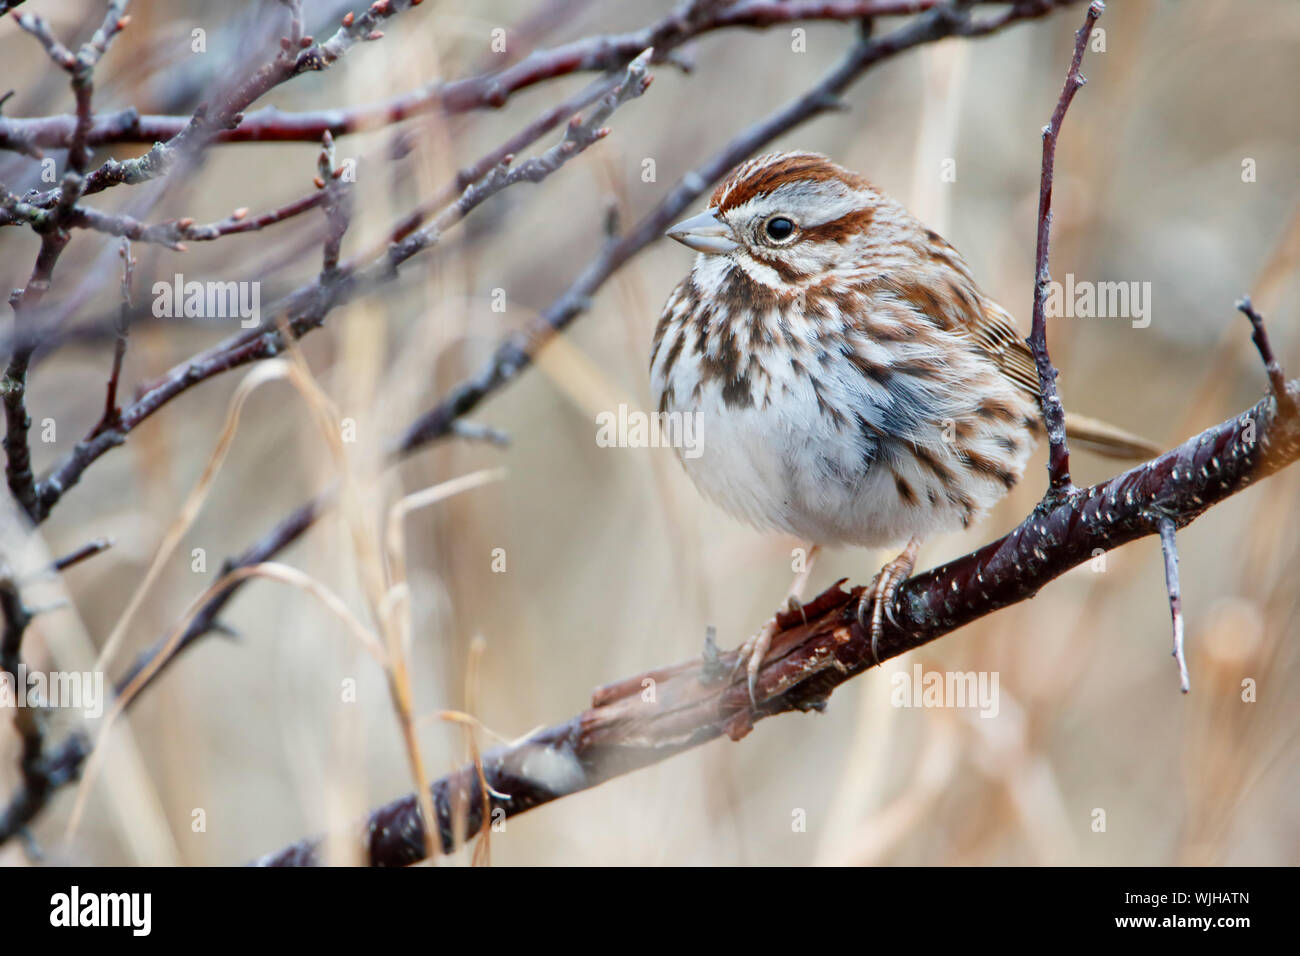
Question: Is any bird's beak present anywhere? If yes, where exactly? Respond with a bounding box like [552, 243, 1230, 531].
[666, 209, 738, 255]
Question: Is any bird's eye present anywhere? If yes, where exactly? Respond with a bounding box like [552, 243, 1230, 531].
[764, 216, 796, 242]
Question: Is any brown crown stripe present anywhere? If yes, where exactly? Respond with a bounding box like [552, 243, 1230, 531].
[712, 153, 868, 213]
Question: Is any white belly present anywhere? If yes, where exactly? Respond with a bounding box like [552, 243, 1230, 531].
[650, 297, 1034, 548]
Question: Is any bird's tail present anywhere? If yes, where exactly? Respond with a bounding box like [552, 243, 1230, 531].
[1061, 411, 1161, 460]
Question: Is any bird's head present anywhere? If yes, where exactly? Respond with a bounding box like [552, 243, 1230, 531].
[666, 151, 892, 286]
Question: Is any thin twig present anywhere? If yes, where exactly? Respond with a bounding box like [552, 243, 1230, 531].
[1236, 295, 1296, 416]
[15, 535, 116, 583]
[1156, 516, 1189, 693]
[3, 2, 131, 520]
[94, 238, 134, 435]
[1028, 0, 1103, 495]
[48, 537, 115, 575]
[29, 48, 658, 521]
[0, 1, 977, 154]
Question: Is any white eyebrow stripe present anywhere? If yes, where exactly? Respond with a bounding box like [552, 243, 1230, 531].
[725, 179, 871, 228]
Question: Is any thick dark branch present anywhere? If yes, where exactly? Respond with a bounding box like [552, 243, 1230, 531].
[255, 376, 1300, 866]
[1027, 0, 1103, 495]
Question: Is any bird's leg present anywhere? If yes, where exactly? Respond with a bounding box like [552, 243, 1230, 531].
[736, 544, 821, 707]
[784, 543, 821, 620]
[857, 536, 921, 665]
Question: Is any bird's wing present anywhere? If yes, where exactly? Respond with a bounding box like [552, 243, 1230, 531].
[878, 272, 1160, 459]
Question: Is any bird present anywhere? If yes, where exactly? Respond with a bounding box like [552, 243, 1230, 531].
[649, 150, 1158, 704]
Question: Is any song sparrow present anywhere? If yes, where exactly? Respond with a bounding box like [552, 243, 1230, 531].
[650, 151, 1157, 703]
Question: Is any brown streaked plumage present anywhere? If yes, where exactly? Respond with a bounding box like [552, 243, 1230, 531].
[651, 151, 1160, 702]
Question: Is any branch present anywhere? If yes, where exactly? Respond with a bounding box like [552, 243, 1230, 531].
[1237, 295, 1296, 416]
[15, 0, 427, 209]
[396, 0, 1074, 453]
[1156, 517, 1188, 693]
[46, 536, 115, 575]
[0, 569, 45, 844]
[254, 368, 1300, 864]
[1028, 0, 1103, 495]
[135, 0, 1081, 693]
[0, 1, 972, 153]
[0, 0, 1083, 850]
[27, 49, 656, 522]
[92, 238, 133, 436]
[2, 2, 131, 520]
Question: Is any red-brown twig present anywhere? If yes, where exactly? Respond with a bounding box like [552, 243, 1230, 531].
[48, 537, 115, 575]
[1237, 295, 1296, 416]
[16, 0, 426, 210]
[0, 1, 970, 154]
[1028, 0, 1103, 496]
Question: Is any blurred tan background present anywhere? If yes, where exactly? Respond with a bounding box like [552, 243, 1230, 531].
[0, 0, 1296, 865]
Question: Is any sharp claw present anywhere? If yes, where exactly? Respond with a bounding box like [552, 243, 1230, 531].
[884, 590, 903, 631]
[730, 644, 749, 681]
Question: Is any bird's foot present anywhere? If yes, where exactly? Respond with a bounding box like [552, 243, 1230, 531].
[856, 537, 921, 665]
[732, 616, 780, 709]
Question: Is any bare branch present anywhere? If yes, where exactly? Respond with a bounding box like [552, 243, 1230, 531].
[0, 1, 1082, 847]
[1237, 295, 1295, 415]
[28, 48, 658, 521]
[254, 370, 1300, 865]
[93, 238, 134, 436]
[2, 2, 132, 520]
[1028, 0, 1104, 495]
[48, 536, 115, 575]
[1156, 516, 1189, 693]
[396, 0, 1073, 454]
[0, 1, 975, 153]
